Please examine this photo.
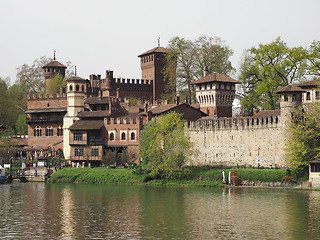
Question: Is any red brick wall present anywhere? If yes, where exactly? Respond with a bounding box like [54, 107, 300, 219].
[28, 97, 67, 110]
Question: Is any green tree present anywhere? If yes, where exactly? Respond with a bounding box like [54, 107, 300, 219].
[239, 38, 319, 114]
[15, 114, 27, 135]
[47, 73, 67, 94]
[164, 35, 234, 101]
[139, 112, 195, 179]
[285, 103, 320, 177]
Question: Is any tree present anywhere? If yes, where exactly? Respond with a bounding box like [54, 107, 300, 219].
[285, 103, 320, 177]
[164, 36, 234, 101]
[139, 112, 196, 179]
[239, 38, 320, 114]
[47, 73, 67, 94]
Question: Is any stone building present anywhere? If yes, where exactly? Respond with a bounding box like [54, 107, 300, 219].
[187, 71, 319, 168]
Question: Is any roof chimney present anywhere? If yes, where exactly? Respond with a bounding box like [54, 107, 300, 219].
[203, 66, 208, 77]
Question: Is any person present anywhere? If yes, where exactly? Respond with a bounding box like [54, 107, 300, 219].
[34, 168, 37, 177]
[233, 170, 236, 177]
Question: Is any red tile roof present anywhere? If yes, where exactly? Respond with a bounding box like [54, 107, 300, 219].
[67, 76, 86, 82]
[297, 79, 320, 87]
[190, 72, 240, 85]
[276, 85, 305, 93]
[254, 109, 281, 117]
[43, 60, 67, 68]
[138, 47, 168, 57]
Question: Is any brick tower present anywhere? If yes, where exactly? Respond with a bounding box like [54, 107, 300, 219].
[191, 71, 240, 117]
[138, 46, 168, 100]
[42, 52, 67, 94]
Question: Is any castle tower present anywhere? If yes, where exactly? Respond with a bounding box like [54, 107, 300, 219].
[42, 53, 67, 94]
[276, 85, 306, 127]
[138, 46, 168, 100]
[190, 72, 240, 117]
[63, 76, 86, 160]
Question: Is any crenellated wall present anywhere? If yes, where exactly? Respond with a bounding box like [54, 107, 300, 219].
[187, 115, 287, 168]
[27, 94, 67, 110]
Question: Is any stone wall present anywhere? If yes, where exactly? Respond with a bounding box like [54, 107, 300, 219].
[187, 115, 287, 168]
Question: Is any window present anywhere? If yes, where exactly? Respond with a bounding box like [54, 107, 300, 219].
[284, 95, 288, 101]
[109, 132, 114, 141]
[57, 125, 63, 136]
[307, 92, 311, 101]
[76, 85, 79, 91]
[74, 133, 83, 141]
[69, 85, 73, 91]
[316, 91, 320, 100]
[292, 94, 296, 101]
[91, 148, 99, 157]
[34, 126, 42, 137]
[131, 132, 136, 140]
[45, 126, 53, 136]
[81, 85, 84, 92]
[75, 148, 84, 157]
[121, 132, 126, 140]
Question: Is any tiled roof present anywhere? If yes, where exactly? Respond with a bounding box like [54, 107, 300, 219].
[85, 97, 110, 104]
[149, 104, 178, 114]
[297, 79, 320, 87]
[67, 76, 86, 82]
[25, 108, 67, 114]
[254, 109, 281, 117]
[77, 111, 110, 118]
[69, 120, 104, 130]
[138, 46, 169, 57]
[191, 103, 200, 109]
[190, 72, 240, 85]
[276, 85, 305, 93]
[43, 60, 67, 68]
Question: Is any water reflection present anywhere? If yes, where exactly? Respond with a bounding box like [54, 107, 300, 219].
[1, 183, 320, 239]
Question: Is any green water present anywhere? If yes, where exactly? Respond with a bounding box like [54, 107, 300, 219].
[0, 183, 319, 239]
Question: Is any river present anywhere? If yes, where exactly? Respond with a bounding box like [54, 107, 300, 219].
[0, 182, 319, 239]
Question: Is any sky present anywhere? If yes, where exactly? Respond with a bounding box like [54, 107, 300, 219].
[1, 0, 320, 85]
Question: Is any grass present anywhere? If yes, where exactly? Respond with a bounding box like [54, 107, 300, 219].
[48, 165, 293, 187]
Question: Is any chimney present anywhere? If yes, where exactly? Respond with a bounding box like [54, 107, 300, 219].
[203, 66, 208, 77]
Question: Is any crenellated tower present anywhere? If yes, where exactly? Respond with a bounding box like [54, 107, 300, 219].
[138, 46, 169, 100]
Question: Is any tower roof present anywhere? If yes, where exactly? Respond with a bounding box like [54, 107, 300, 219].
[190, 72, 240, 85]
[276, 84, 306, 94]
[43, 60, 67, 68]
[138, 46, 168, 57]
[67, 76, 86, 82]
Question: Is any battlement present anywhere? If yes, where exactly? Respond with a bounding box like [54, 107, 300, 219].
[28, 93, 67, 100]
[111, 78, 153, 85]
[188, 115, 280, 131]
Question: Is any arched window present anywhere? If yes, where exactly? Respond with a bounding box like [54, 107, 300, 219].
[76, 85, 79, 91]
[57, 125, 63, 136]
[69, 85, 73, 91]
[131, 132, 135, 140]
[121, 132, 126, 140]
[109, 132, 114, 141]
[81, 85, 84, 92]
[46, 126, 53, 136]
[34, 126, 42, 137]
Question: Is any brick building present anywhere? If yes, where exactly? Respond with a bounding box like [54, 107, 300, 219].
[25, 46, 205, 165]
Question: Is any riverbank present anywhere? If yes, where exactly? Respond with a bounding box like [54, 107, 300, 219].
[47, 166, 297, 187]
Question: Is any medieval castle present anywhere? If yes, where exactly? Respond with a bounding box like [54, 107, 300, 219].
[24, 45, 320, 168]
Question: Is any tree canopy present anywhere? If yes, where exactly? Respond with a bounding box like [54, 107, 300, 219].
[139, 112, 196, 179]
[285, 103, 320, 177]
[163, 35, 234, 101]
[239, 38, 320, 114]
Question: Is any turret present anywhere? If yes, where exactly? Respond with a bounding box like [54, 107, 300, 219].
[276, 84, 306, 126]
[66, 76, 86, 116]
[42, 53, 67, 94]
